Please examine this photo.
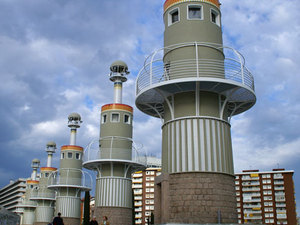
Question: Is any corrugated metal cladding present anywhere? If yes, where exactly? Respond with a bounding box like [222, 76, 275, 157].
[56, 196, 81, 218]
[163, 117, 234, 174]
[96, 177, 132, 208]
[35, 206, 54, 222]
[23, 210, 35, 224]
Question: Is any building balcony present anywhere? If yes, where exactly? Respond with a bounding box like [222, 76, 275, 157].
[135, 213, 142, 218]
[242, 181, 260, 186]
[132, 184, 143, 189]
[134, 190, 143, 195]
[276, 203, 286, 207]
[276, 213, 287, 219]
[274, 186, 284, 191]
[274, 181, 284, 185]
[136, 42, 256, 118]
[244, 198, 261, 203]
[30, 189, 56, 200]
[134, 196, 143, 200]
[273, 174, 284, 179]
[242, 187, 260, 192]
[134, 202, 143, 207]
[47, 168, 92, 191]
[135, 207, 142, 212]
[275, 196, 286, 202]
[133, 173, 143, 178]
[83, 138, 147, 172]
[243, 204, 261, 208]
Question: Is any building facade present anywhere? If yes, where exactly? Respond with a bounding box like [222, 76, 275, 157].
[132, 167, 161, 225]
[235, 169, 297, 225]
[0, 179, 26, 213]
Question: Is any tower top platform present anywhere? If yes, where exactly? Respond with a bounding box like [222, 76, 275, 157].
[136, 42, 256, 119]
[164, 0, 221, 12]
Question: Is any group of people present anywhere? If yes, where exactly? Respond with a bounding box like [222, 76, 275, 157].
[89, 215, 109, 225]
[51, 213, 109, 225]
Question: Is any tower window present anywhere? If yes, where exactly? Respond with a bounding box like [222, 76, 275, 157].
[61, 153, 64, 159]
[188, 5, 202, 20]
[124, 114, 130, 124]
[168, 8, 179, 26]
[67, 152, 73, 159]
[102, 114, 107, 124]
[111, 113, 120, 122]
[75, 153, 81, 160]
[45, 173, 49, 177]
[210, 9, 220, 26]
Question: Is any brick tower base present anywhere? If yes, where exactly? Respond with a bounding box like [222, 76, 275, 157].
[155, 172, 238, 224]
[34, 222, 50, 225]
[61, 217, 80, 225]
[94, 207, 132, 225]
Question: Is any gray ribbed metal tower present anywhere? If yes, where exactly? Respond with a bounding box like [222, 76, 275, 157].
[19, 159, 40, 225]
[136, 0, 256, 224]
[83, 61, 146, 225]
[31, 142, 57, 225]
[48, 113, 92, 225]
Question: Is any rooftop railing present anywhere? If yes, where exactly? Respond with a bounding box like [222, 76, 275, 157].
[47, 168, 92, 190]
[136, 42, 254, 95]
[83, 137, 147, 166]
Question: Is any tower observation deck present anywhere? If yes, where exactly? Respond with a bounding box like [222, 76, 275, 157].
[135, 0, 256, 224]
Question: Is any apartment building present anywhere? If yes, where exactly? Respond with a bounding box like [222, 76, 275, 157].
[235, 169, 297, 225]
[0, 178, 26, 213]
[132, 157, 161, 225]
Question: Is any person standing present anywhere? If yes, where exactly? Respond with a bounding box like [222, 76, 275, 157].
[89, 216, 98, 225]
[101, 216, 109, 225]
[53, 212, 64, 225]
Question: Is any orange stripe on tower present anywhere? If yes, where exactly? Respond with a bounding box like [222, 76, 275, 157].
[61, 145, 83, 151]
[101, 103, 133, 113]
[27, 180, 39, 184]
[40, 167, 57, 171]
[164, 0, 220, 12]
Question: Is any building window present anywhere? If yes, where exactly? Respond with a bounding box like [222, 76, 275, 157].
[188, 5, 202, 20]
[61, 153, 65, 159]
[45, 173, 49, 177]
[75, 153, 81, 160]
[124, 114, 130, 124]
[168, 8, 179, 26]
[111, 113, 120, 122]
[102, 114, 107, 124]
[210, 8, 220, 26]
[67, 152, 73, 159]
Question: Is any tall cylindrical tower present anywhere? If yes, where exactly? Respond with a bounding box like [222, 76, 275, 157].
[31, 142, 57, 225]
[136, 0, 256, 224]
[83, 61, 146, 225]
[20, 159, 40, 225]
[48, 113, 92, 225]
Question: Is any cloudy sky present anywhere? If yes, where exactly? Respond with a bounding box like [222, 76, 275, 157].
[0, 0, 299, 215]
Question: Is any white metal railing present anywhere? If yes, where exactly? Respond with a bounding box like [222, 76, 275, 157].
[47, 168, 92, 189]
[136, 42, 254, 95]
[30, 189, 55, 199]
[83, 137, 147, 165]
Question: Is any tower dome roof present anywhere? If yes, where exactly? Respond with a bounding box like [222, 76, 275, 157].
[68, 112, 81, 121]
[164, 0, 221, 12]
[32, 158, 40, 163]
[110, 60, 129, 74]
[46, 141, 56, 147]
